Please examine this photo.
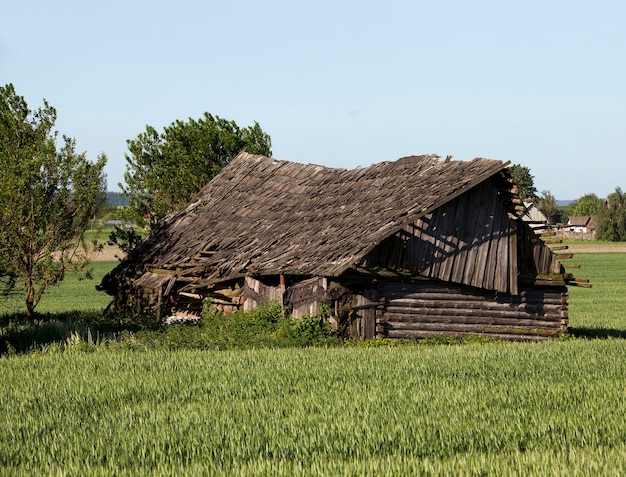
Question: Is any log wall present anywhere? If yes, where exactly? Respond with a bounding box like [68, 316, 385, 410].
[377, 280, 567, 341]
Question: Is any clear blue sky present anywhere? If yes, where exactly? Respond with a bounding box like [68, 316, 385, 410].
[3, 0, 625, 200]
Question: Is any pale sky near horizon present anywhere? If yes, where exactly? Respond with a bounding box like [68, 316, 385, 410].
[3, 1, 625, 200]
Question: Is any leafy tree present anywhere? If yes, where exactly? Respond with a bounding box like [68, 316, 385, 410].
[596, 187, 626, 241]
[508, 164, 537, 200]
[122, 113, 272, 223]
[537, 190, 560, 224]
[571, 193, 604, 217]
[0, 84, 107, 318]
[107, 206, 146, 258]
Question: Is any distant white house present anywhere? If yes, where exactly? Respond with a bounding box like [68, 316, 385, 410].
[563, 216, 597, 234]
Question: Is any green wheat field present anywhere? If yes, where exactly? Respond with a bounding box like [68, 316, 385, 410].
[1, 250, 625, 476]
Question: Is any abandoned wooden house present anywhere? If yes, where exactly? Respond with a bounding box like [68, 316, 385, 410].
[99, 152, 586, 341]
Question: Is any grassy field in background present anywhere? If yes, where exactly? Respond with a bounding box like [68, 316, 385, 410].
[0, 244, 625, 475]
[562, 252, 626, 336]
[0, 261, 116, 316]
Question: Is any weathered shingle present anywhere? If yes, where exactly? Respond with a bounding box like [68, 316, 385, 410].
[100, 152, 509, 291]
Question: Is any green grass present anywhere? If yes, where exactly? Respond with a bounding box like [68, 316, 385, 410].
[1, 248, 626, 474]
[563, 253, 626, 337]
[0, 261, 116, 316]
[1, 343, 626, 475]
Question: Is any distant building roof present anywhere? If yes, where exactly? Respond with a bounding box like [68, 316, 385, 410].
[565, 216, 597, 230]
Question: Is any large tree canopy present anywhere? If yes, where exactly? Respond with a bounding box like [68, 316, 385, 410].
[537, 190, 560, 224]
[596, 187, 626, 241]
[122, 113, 272, 223]
[0, 84, 107, 318]
[508, 164, 537, 200]
[571, 193, 604, 217]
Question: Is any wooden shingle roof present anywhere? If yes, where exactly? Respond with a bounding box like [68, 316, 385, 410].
[101, 152, 511, 291]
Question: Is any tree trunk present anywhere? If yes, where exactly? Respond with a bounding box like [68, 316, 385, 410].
[25, 279, 35, 320]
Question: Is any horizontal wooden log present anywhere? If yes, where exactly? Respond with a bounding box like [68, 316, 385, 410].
[518, 273, 567, 287]
[384, 290, 493, 301]
[382, 283, 566, 297]
[568, 282, 592, 288]
[548, 245, 569, 251]
[385, 323, 560, 337]
[386, 301, 565, 315]
[384, 329, 551, 342]
[384, 320, 560, 335]
[178, 291, 203, 299]
[387, 295, 566, 307]
[383, 311, 562, 325]
[387, 297, 567, 310]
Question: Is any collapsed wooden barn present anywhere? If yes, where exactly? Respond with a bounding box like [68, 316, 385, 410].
[99, 152, 584, 341]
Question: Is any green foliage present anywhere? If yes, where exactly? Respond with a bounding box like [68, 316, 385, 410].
[0, 84, 107, 319]
[107, 226, 144, 256]
[536, 190, 559, 224]
[571, 192, 604, 217]
[558, 203, 574, 221]
[287, 310, 334, 345]
[508, 164, 537, 199]
[596, 187, 626, 241]
[176, 301, 338, 350]
[122, 113, 272, 222]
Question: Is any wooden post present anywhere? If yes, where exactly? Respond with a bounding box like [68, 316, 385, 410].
[279, 274, 286, 311]
[156, 285, 163, 322]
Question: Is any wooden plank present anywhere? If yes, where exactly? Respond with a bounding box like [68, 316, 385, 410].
[384, 321, 560, 335]
[385, 300, 567, 317]
[178, 291, 203, 299]
[490, 200, 510, 292]
[480, 182, 500, 289]
[384, 328, 555, 341]
[382, 290, 565, 306]
[384, 308, 565, 326]
[568, 282, 592, 288]
[418, 214, 436, 277]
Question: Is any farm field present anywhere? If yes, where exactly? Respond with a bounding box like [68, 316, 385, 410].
[2, 343, 626, 476]
[1, 245, 625, 475]
[0, 261, 115, 315]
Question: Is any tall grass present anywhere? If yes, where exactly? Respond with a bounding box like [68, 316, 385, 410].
[1, 251, 625, 474]
[1, 343, 626, 475]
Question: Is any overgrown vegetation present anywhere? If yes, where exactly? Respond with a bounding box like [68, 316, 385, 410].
[133, 300, 337, 351]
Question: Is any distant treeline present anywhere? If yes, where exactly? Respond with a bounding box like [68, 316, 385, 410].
[106, 192, 129, 206]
